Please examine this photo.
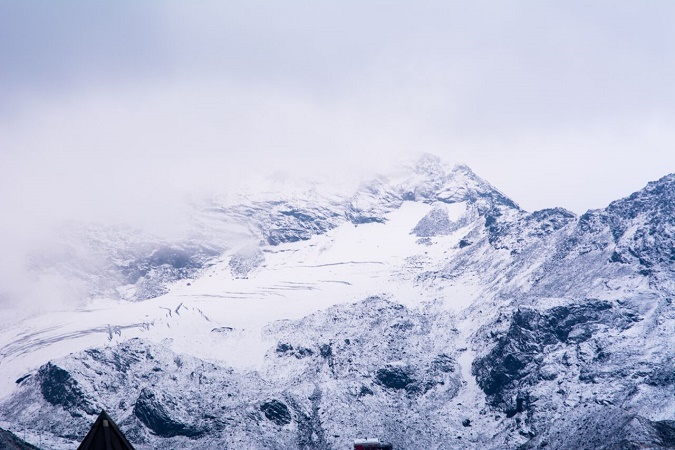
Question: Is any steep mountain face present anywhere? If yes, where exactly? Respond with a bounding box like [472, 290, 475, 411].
[2, 155, 675, 449]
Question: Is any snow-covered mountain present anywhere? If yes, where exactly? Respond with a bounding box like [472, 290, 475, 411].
[2, 154, 675, 449]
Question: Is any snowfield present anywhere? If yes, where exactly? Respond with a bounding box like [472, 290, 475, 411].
[0, 200, 477, 399]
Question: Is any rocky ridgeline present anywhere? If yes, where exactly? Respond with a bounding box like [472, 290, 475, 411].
[215, 154, 521, 247]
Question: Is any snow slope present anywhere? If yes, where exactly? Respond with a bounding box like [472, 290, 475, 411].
[0, 199, 480, 398]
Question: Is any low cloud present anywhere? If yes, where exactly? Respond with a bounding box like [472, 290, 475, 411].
[2, 1, 675, 314]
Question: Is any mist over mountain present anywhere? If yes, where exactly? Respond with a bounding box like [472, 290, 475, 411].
[2, 155, 675, 449]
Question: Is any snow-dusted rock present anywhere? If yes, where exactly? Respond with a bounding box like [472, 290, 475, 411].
[4, 155, 675, 449]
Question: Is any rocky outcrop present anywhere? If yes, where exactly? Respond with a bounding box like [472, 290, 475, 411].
[260, 400, 292, 426]
[38, 363, 97, 416]
[133, 389, 209, 438]
[519, 405, 675, 450]
[412, 208, 453, 237]
[0, 427, 39, 450]
[473, 301, 640, 413]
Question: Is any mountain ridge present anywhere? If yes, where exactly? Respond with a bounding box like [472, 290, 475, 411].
[2, 155, 675, 449]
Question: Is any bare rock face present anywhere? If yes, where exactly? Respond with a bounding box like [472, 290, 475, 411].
[412, 208, 453, 237]
[473, 300, 640, 413]
[133, 388, 211, 438]
[38, 363, 98, 416]
[519, 405, 675, 450]
[260, 400, 292, 426]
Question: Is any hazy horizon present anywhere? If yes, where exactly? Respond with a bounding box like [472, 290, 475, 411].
[2, 1, 675, 311]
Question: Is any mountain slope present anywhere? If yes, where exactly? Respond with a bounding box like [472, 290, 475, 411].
[1, 156, 675, 449]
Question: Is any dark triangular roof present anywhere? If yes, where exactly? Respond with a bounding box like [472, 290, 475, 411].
[77, 410, 136, 450]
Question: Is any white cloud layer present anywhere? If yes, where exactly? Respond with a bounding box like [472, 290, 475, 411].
[1, 1, 675, 310]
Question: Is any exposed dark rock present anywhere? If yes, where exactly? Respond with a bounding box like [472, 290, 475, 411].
[526, 208, 576, 236]
[609, 251, 628, 264]
[358, 385, 374, 397]
[519, 406, 675, 450]
[432, 354, 456, 373]
[654, 420, 675, 447]
[346, 213, 387, 225]
[149, 246, 191, 269]
[647, 361, 675, 387]
[265, 207, 341, 246]
[459, 239, 472, 248]
[485, 206, 575, 251]
[473, 301, 639, 409]
[260, 400, 292, 426]
[319, 344, 332, 358]
[38, 363, 96, 415]
[133, 389, 206, 438]
[8, 166, 675, 449]
[276, 342, 294, 354]
[416, 237, 433, 246]
[375, 366, 414, 391]
[0, 426, 39, 450]
[211, 326, 235, 333]
[85, 346, 143, 374]
[118, 243, 222, 300]
[275, 342, 314, 359]
[295, 347, 314, 359]
[505, 393, 530, 418]
[15, 374, 31, 385]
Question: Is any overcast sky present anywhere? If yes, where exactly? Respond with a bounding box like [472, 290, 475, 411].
[2, 1, 675, 228]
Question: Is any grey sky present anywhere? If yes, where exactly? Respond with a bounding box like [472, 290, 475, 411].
[2, 1, 675, 314]
[2, 0, 675, 222]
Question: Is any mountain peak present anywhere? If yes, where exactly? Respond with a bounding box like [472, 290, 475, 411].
[606, 172, 675, 218]
[450, 162, 475, 174]
[412, 154, 476, 180]
[414, 153, 444, 177]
